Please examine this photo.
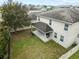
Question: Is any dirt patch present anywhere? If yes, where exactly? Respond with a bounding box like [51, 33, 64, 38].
[11, 30, 32, 41]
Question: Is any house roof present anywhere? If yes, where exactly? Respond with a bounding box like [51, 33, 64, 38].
[39, 8, 79, 23]
[28, 10, 42, 20]
[32, 22, 53, 33]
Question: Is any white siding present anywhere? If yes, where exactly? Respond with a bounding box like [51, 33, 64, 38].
[39, 17, 49, 24]
[37, 17, 79, 48]
[67, 22, 79, 47]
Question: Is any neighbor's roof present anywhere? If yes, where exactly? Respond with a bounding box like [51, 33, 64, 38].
[39, 8, 79, 23]
[32, 22, 53, 33]
[28, 10, 42, 20]
[28, 10, 42, 15]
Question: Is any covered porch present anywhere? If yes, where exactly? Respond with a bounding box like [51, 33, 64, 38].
[32, 22, 53, 42]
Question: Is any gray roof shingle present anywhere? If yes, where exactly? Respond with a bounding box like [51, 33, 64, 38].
[32, 22, 53, 33]
[39, 8, 79, 23]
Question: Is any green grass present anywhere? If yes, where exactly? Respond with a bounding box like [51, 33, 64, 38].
[11, 30, 68, 59]
[69, 51, 79, 59]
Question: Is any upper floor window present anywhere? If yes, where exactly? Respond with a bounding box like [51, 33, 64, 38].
[49, 19, 52, 25]
[60, 35, 64, 42]
[38, 17, 40, 21]
[77, 34, 79, 38]
[54, 32, 57, 38]
[64, 24, 69, 31]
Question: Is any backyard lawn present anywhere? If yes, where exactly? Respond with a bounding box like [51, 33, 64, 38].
[69, 51, 79, 59]
[11, 30, 68, 59]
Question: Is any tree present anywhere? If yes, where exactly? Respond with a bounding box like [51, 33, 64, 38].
[2, 3, 31, 32]
[0, 24, 11, 59]
[0, 28, 6, 59]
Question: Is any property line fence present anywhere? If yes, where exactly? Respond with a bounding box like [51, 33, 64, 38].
[59, 44, 79, 59]
[11, 26, 31, 32]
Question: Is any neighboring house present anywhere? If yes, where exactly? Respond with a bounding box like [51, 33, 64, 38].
[28, 10, 43, 23]
[32, 8, 79, 48]
[55, 5, 79, 8]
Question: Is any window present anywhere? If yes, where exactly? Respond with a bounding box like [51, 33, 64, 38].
[60, 36, 64, 42]
[54, 32, 57, 38]
[49, 20, 52, 25]
[77, 34, 79, 38]
[64, 24, 69, 31]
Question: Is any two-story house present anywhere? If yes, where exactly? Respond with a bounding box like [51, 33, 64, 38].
[28, 10, 43, 23]
[32, 8, 79, 48]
